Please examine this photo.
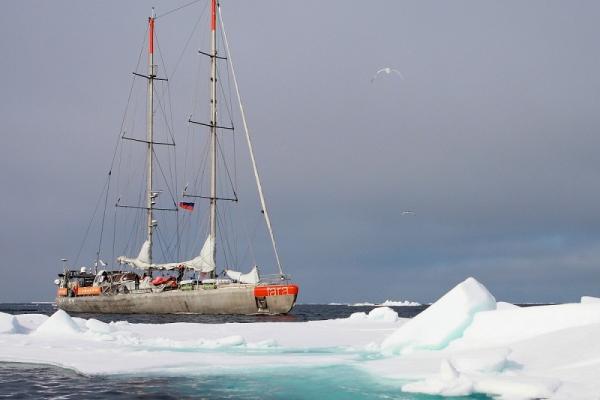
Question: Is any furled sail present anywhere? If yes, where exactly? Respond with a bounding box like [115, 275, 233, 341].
[117, 240, 152, 269]
[226, 266, 260, 284]
[118, 235, 216, 272]
[178, 234, 216, 272]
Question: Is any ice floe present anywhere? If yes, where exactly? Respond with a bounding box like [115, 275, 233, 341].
[1, 277, 600, 399]
[581, 295, 600, 304]
[348, 306, 399, 322]
[348, 300, 421, 307]
[381, 277, 496, 354]
[0, 313, 23, 334]
[33, 309, 82, 336]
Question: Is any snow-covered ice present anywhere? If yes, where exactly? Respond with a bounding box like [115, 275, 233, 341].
[348, 306, 399, 322]
[348, 299, 421, 306]
[381, 277, 496, 354]
[581, 296, 600, 304]
[1, 277, 600, 399]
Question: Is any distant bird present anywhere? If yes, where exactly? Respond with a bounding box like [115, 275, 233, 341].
[371, 67, 404, 83]
[401, 211, 415, 215]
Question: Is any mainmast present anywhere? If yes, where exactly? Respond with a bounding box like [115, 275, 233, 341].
[209, 0, 218, 277]
[146, 9, 156, 266]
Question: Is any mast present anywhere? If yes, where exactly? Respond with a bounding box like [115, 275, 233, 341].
[209, 0, 218, 277]
[146, 9, 156, 266]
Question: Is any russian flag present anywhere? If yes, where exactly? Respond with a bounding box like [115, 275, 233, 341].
[179, 202, 195, 211]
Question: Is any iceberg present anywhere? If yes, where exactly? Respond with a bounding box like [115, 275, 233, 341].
[348, 307, 399, 322]
[33, 309, 82, 336]
[379, 300, 421, 307]
[349, 299, 420, 307]
[380, 277, 496, 354]
[0, 312, 23, 334]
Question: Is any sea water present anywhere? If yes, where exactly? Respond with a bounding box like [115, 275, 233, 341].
[0, 303, 494, 399]
[0, 362, 492, 399]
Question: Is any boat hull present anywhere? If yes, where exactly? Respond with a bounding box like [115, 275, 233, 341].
[56, 284, 297, 315]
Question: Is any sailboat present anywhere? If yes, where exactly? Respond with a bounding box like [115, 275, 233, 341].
[55, 1, 298, 314]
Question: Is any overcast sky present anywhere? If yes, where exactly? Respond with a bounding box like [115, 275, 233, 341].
[1, 1, 600, 303]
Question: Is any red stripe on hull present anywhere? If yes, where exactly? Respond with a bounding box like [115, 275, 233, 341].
[254, 284, 299, 297]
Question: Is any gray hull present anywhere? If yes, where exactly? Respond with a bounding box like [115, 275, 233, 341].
[56, 285, 297, 315]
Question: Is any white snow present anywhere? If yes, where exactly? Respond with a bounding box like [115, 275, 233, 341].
[496, 301, 520, 310]
[379, 300, 421, 307]
[0, 313, 23, 334]
[33, 309, 81, 336]
[349, 299, 420, 307]
[348, 306, 399, 322]
[402, 359, 474, 396]
[380, 277, 496, 354]
[581, 296, 600, 304]
[1, 277, 600, 400]
[365, 278, 600, 399]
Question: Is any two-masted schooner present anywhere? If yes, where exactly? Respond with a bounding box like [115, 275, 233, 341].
[55, 1, 298, 314]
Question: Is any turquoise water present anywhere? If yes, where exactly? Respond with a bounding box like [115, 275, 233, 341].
[0, 362, 491, 399]
[154, 366, 491, 399]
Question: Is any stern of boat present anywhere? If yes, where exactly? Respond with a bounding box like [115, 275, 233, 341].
[253, 284, 298, 314]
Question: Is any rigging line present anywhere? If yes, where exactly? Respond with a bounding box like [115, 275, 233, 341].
[183, 124, 192, 193]
[172, 201, 205, 262]
[240, 211, 260, 268]
[175, 152, 180, 261]
[154, 89, 177, 146]
[154, 25, 170, 78]
[111, 24, 149, 173]
[165, 207, 188, 257]
[152, 147, 178, 206]
[123, 174, 147, 256]
[232, 206, 239, 269]
[216, 67, 234, 131]
[189, 52, 204, 132]
[74, 174, 111, 266]
[223, 197, 238, 268]
[169, 3, 208, 80]
[153, 89, 177, 194]
[216, 27, 236, 132]
[105, 24, 149, 263]
[219, 6, 284, 275]
[163, 79, 178, 263]
[155, 0, 205, 20]
[224, 52, 238, 192]
[189, 130, 211, 199]
[112, 203, 117, 269]
[215, 134, 238, 199]
[96, 171, 112, 269]
[215, 208, 231, 270]
[157, 210, 179, 258]
[154, 226, 169, 264]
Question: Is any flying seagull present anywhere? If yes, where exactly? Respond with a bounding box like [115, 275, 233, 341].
[401, 211, 415, 215]
[371, 67, 404, 83]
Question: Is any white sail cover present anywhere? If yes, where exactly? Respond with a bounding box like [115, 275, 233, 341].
[118, 235, 216, 272]
[117, 240, 152, 270]
[226, 266, 260, 284]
